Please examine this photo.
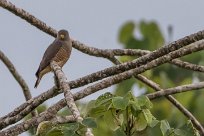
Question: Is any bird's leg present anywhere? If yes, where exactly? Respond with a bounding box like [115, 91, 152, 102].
[54, 73, 60, 89]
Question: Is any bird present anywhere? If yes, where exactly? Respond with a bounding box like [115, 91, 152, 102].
[34, 29, 72, 88]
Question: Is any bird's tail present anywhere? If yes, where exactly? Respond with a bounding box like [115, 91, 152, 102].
[34, 77, 41, 88]
[34, 69, 41, 88]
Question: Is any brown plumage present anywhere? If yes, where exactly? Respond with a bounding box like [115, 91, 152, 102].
[34, 29, 72, 88]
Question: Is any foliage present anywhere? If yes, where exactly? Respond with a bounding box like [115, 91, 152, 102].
[35, 92, 199, 136]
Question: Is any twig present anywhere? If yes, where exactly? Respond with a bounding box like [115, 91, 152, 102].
[0, 50, 37, 118]
[0, 50, 31, 101]
[51, 115, 76, 124]
[109, 49, 204, 73]
[147, 81, 204, 99]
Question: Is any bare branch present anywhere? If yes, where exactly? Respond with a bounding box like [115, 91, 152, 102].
[0, 50, 37, 118]
[0, 50, 31, 101]
[0, 0, 57, 37]
[51, 115, 75, 124]
[50, 61, 93, 136]
[50, 61, 82, 121]
[147, 81, 204, 99]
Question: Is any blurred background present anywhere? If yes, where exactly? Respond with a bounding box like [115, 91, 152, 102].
[1, 0, 204, 135]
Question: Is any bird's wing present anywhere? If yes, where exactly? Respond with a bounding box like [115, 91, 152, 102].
[35, 40, 62, 77]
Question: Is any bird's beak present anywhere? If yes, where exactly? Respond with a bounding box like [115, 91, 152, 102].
[60, 34, 65, 39]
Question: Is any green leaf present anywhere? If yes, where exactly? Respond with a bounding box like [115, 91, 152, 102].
[160, 120, 171, 136]
[95, 92, 113, 107]
[130, 101, 141, 117]
[82, 117, 97, 128]
[143, 109, 153, 125]
[137, 96, 153, 109]
[179, 120, 200, 136]
[139, 21, 164, 50]
[112, 97, 129, 110]
[134, 111, 148, 131]
[149, 120, 159, 128]
[88, 105, 108, 117]
[36, 121, 54, 136]
[174, 129, 186, 136]
[114, 128, 127, 136]
[64, 123, 79, 132]
[103, 110, 119, 130]
[45, 127, 64, 136]
[118, 21, 135, 44]
[115, 78, 136, 96]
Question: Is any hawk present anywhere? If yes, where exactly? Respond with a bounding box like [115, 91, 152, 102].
[34, 29, 72, 88]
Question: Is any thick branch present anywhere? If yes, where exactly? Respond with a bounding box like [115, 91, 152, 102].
[109, 49, 204, 73]
[50, 61, 81, 120]
[50, 61, 93, 136]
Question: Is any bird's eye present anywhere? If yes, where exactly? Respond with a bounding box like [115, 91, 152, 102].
[60, 34, 65, 39]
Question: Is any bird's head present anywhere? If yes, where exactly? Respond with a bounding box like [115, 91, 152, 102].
[57, 29, 70, 41]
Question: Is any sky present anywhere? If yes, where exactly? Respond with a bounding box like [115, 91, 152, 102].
[1, 0, 204, 135]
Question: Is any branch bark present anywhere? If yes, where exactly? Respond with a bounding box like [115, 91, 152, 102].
[50, 61, 82, 121]
[50, 61, 93, 136]
[0, 50, 37, 118]
[147, 81, 204, 99]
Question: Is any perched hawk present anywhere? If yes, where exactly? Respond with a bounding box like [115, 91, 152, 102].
[34, 29, 72, 88]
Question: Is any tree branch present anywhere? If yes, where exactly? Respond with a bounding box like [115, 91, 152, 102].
[0, 50, 37, 118]
[0, 50, 32, 102]
[50, 61, 82, 121]
[147, 81, 204, 99]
